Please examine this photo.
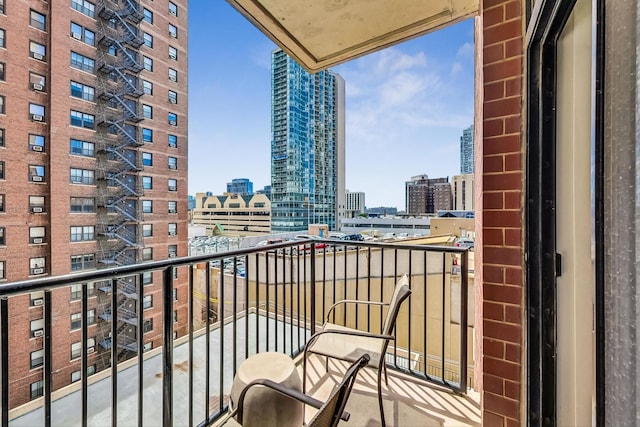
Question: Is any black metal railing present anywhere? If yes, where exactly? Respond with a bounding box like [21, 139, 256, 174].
[0, 239, 470, 427]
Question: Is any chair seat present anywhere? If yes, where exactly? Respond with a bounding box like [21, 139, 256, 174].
[307, 323, 382, 367]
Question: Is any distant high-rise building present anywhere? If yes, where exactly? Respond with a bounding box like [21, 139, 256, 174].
[188, 195, 197, 211]
[226, 178, 254, 195]
[345, 191, 366, 217]
[452, 174, 475, 211]
[256, 185, 272, 199]
[405, 175, 450, 215]
[460, 125, 474, 174]
[270, 50, 345, 232]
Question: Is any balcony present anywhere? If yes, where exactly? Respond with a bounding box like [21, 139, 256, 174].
[0, 239, 475, 426]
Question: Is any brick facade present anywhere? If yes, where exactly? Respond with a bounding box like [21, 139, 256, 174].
[480, 1, 525, 425]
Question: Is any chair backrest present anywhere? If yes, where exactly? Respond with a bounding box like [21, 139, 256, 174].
[308, 354, 370, 427]
[382, 274, 412, 337]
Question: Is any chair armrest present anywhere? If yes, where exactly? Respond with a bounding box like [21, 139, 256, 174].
[307, 328, 395, 350]
[325, 299, 388, 323]
[232, 378, 351, 424]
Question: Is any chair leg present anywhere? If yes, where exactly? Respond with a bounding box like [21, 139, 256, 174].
[383, 363, 389, 386]
[325, 356, 328, 373]
[303, 350, 308, 394]
[377, 367, 386, 427]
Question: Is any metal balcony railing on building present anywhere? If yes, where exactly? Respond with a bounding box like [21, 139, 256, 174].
[0, 239, 472, 427]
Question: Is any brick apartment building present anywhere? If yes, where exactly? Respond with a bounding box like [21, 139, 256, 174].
[0, 0, 188, 408]
[405, 174, 452, 215]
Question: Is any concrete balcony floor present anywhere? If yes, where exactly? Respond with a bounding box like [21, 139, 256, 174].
[222, 354, 480, 427]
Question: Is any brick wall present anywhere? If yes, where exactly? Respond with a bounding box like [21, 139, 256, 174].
[481, 1, 525, 426]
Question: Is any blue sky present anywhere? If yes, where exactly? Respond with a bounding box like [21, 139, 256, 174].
[188, 3, 475, 209]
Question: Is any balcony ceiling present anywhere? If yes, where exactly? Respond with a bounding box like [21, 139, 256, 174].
[226, 0, 479, 72]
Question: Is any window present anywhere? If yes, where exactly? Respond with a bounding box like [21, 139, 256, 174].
[71, 226, 94, 241]
[169, 24, 177, 38]
[173, 288, 178, 301]
[168, 223, 177, 236]
[30, 10, 46, 31]
[71, 312, 81, 330]
[70, 22, 94, 46]
[30, 319, 44, 338]
[30, 196, 45, 213]
[70, 342, 81, 359]
[142, 128, 153, 143]
[168, 68, 177, 82]
[168, 134, 177, 148]
[30, 291, 44, 306]
[143, 56, 153, 72]
[0, 261, 4, 279]
[29, 41, 46, 60]
[30, 257, 45, 275]
[142, 200, 152, 213]
[70, 81, 95, 102]
[0, 95, 4, 114]
[143, 32, 153, 48]
[142, 176, 152, 190]
[30, 381, 43, 400]
[70, 283, 96, 300]
[70, 110, 95, 129]
[71, 51, 94, 72]
[70, 168, 94, 185]
[168, 112, 177, 126]
[142, 224, 152, 237]
[0, 29, 5, 49]
[173, 310, 178, 323]
[142, 272, 153, 285]
[71, 254, 95, 271]
[0, 194, 4, 212]
[142, 247, 152, 261]
[168, 157, 177, 170]
[29, 134, 46, 152]
[29, 73, 47, 92]
[29, 226, 45, 244]
[143, 318, 153, 333]
[168, 245, 177, 258]
[169, 1, 178, 16]
[29, 165, 45, 182]
[169, 46, 177, 60]
[168, 90, 177, 104]
[30, 103, 45, 121]
[70, 139, 94, 157]
[71, 0, 95, 18]
[30, 350, 44, 369]
[0, 161, 3, 180]
[142, 152, 152, 166]
[143, 295, 153, 309]
[142, 80, 152, 95]
[71, 197, 95, 213]
[168, 179, 177, 191]
[143, 8, 153, 24]
[0, 63, 4, 81]
[0, 227, 4, 245]
[168, 201, 177, 213]
[0, 0, 4, 14]
[71, 370, 81, 383]
[142, 104, 152, 119]
[0, 128, 4, 147]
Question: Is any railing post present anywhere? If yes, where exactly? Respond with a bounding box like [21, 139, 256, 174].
[310, 243, 316, 335]
[162, 266, 174, 427]
[459, 250, 469, 392]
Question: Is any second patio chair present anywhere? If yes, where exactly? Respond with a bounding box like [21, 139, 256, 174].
[302, 273, 412, 427]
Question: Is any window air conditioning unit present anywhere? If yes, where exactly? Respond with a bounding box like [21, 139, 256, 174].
[168, 253, 176, 258]
[32, 145, 44, 152]
[168, 186, 176, 191]
[169, 120, 177, 126]
[31, 114, 44, 122]
[33, 298, 44, 306]
[31, 175, 43, 182]
[72, 32, 82, 39]
[168, 231, 176, 236]
[168, 209, 176, 213]
[87, 346, 95, 354]
[169, 53, 177, 60]
[32, 268, 45, 275]
[33, 53, 44, 60]
[32, 237, 44, 244]
[168, 143, 177, 148]
[33, 329, 44, 337]
[169, 76, 177, 82]
[32, 83, 44, 91]
[32, 206, 44, 213]
[169, 164, 177, 169]
[169, 98, 177, 104]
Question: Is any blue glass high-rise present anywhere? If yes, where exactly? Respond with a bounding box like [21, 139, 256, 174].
[270, 50, 345, 232]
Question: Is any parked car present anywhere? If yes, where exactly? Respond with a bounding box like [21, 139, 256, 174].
[455, 237, 474, 250]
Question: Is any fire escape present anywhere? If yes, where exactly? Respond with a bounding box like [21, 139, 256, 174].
[94, 0, 145, 365]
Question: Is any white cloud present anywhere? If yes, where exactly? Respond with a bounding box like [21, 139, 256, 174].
[456, 42, 474, 58]
[451, 62, 463, 75]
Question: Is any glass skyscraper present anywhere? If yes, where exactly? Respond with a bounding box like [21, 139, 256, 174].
[460, 125, 474, 174]
[270, 50, 345, 232]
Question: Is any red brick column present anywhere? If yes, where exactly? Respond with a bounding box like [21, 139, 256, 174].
[480, 1, 524, 426]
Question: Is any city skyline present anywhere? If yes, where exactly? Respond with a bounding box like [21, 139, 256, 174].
[187, 2, 474, 209]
